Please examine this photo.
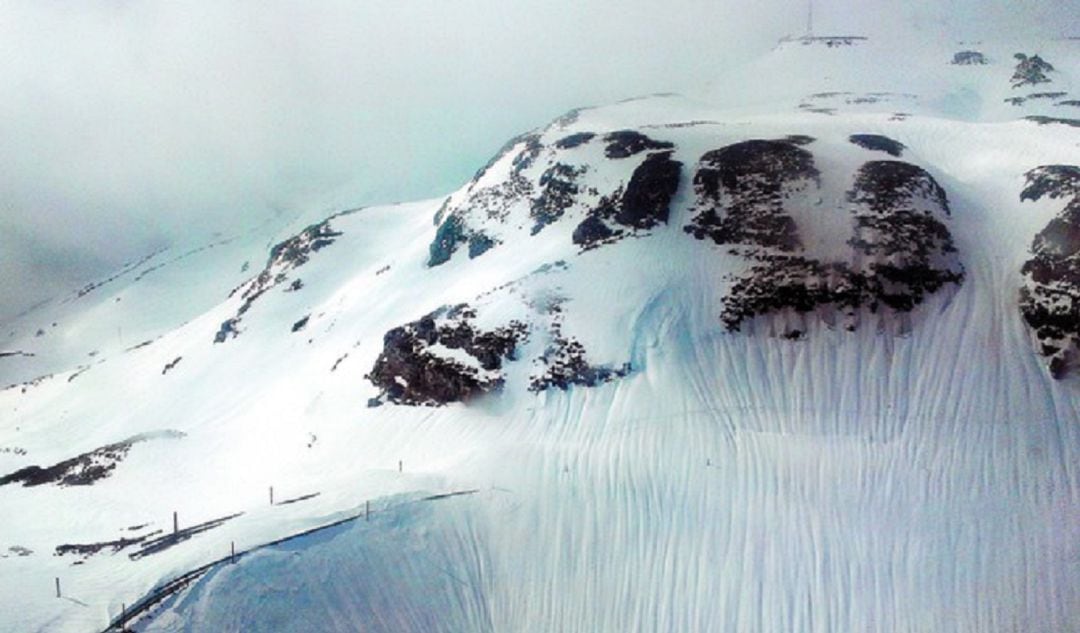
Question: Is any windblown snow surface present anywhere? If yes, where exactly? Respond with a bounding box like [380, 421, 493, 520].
[2, 35, 1080, 633]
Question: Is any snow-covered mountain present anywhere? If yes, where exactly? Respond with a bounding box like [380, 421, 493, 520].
[1, 34, 1079, 633]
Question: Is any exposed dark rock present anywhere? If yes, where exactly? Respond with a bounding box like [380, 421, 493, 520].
[291, 316, 310, 333]
[429, 214, 467, 266]
[602, 130, 674, 159]
[1024, 116, 1080, 128]
[720, 159, 963, 331]
[1029, 91, 1068, 100]
[511, 135, 544, 173]
[367, 306, 528, 406]
[161, 356, 182, 375]
[616, 152, 682, 229]
[847, 160, 949, 216]
[1058, 100, 1080, 107]
[214, 319, 239, 344]
[1019, 165, 1080, 377]
[686, 140, 818, 251]
[952, 51, 988, 65]
[0, 441, 134, 487]
[1012, 53, 1055, 88]
[531, 163, 586, 234]
[1020, 165, 1080, 202]
[468, 232, 498, 258]
[530, 333, 631, 392]
[216, 219, 343, 343]
[472, 132, 540, 182]
[554, 132, 596, 150]
[56, 531, 161, 560]
[572, 215, 618, 248]
[849, 134, 906, 157]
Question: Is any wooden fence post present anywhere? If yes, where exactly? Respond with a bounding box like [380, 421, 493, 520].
[270, 486, 274, 505]
[173, 511, 178, 535]
[398, 460, 402, 473]
[55, 577, 60, 598]
[365, 500, 370, 521]
[231, 541, 236, 564]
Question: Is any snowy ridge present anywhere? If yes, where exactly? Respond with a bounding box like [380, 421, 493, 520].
[1, 35, 1079, 633]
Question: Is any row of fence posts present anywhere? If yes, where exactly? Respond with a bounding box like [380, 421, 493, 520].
[55, 460, 407, 630]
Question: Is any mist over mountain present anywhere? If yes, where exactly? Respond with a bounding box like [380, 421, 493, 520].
[1, 0, 1077, 322]
[1, 4, 1080, 633]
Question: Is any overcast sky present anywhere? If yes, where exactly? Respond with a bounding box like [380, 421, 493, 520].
[0, 0, 1076, 322]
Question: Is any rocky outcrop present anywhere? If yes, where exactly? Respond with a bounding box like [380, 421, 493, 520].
[216, 219, 343, 343]
[720, 159, 963, 331]
[367, 305, 528, 406]
[573, 151, 683, 248]
[602, 130, 674, 159]
[849, 134, 906, 157]
[431, 125, 680, 263]
[1019, 165, 1080, 378]
[532, 163, 587, 234]
[952, 50, 988, 65]
[1012, 53, 1055, 88]
[685, 139, 819, 251]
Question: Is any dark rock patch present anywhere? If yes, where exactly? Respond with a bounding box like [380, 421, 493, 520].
[161, 356, 182, 375]
[56, 531, 162, 560]
[529, 318, 630, 392]
[952, 50, 988, 65]
[468, 232, 497, 258]
[1012, 53, 1055, 88]
[1058, 100, 1080, 108]
[216, 219, 342, 343]
[214, 319, 239, 344]
[1, 441, 135, 488]
[1019, 165, 1080, 378]
[367, 305, 528, 406]
[572, 214, 619, 248]
[291, 315, 310, 333]
[1020, 165, 1080, 202]
[429, 214, 467, 266]
[849, 134, 906, 157]
[554, 132, 596, 150]
[686, 139, 818, 251]
[615, 151, 683, 229]
[720, 160, 963, 331]
[1024, 116, 1080, 128]
[531, 163, 586, 234]
[0, 432, 181, 488]
[602, 130, 674, 159]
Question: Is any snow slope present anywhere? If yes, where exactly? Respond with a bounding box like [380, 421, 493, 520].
[1, 34, 1079, 633]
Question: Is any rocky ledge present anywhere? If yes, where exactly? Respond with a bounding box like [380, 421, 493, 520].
[1019, 165, 1080, 378]
[366, 304, 528, 406]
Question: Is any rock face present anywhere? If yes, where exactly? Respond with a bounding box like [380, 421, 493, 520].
[686, 139, 819, 251]
[1011, 53, 1055, 88]
[367, 305, 528, 406]
[1019, 165, 1080, 378]
[719, 159, 963, 331]
[216, 219, 345, 342]
[573, 151, 683, 248]
[952, 50, 988, 65]
[849, 134, 906, 157]
[429, 122, 681, 264]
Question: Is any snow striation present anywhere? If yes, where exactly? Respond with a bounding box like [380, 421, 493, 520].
[0, 33, 1079, 633]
